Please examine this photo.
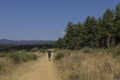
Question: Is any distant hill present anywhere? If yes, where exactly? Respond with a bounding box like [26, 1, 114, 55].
[0, 39, 55, 45]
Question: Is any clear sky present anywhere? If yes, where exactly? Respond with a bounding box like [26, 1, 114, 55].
[0, 0, 119, 40]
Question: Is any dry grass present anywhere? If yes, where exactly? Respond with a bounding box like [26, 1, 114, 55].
[55, 49, 120, 80]
[0, 58, 36, 80]
[0, 51, 42, 80]
[0, 57, 17, 80]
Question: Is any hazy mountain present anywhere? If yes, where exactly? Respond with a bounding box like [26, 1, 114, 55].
[0, 39, 55, 45]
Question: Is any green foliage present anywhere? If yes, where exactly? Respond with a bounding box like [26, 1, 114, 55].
[56, 2, 120, 49]
[0, 60, 4, 71]
[55, 52, 64, 60]
[83, 16, 99, 48]
[54, 49, 71, 60]
[115, 2, 120, 20]
[55, 38, 66, 49]
[31, 47, 39, 52]
[39, 48, 47, 53]
[10, 50, 37, 63]
[115, 2, 120, 44]
[113, 44, 120, 56]
[101, 8, 115, 48]
[27, 53, 37, 60]
[82, 47, 92, 53]
[0, 44, 54, 52]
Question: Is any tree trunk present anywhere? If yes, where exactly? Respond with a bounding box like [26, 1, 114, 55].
[107, 35, 111, 48]
[101, 38, 105, 48]
[111, 36, 115, 47]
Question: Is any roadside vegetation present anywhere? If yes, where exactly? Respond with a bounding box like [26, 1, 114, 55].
[9, 50, 37, 63]
[0, 1, 120, 80]
[0, 50, 37, 73]
[55, 2, 120, 50]
[55, 47, 120, 80]
[0, 44, 52, 79]
[54, 2, 120, 80]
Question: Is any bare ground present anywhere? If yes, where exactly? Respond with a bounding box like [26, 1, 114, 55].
[15, 54, 58, 80]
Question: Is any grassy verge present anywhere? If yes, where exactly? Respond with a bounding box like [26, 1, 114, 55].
[0, 50, 38, 75]
[54, 49, 71, 60]
[55, 49, 120, 80]
[81, 47, 93, 53]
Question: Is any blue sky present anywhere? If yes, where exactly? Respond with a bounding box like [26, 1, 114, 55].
[0, 0, 119, 40]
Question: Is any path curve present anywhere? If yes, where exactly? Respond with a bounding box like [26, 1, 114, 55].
[18, 54, 57, 80]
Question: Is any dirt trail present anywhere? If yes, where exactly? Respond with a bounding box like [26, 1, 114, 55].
[17, 54, 58, 80]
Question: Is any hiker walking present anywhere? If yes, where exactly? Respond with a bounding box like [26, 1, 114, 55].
[48, 49, 52, 61]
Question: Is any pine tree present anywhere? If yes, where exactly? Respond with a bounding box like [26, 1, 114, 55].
[55, 2, 120, 49]
[101, 8, 114, 48]
[115, 2, 120, 44]
[83, 16, 99, 48]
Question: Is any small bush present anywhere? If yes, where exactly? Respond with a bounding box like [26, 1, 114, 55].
[113, 44, 120, 56]
[31, 47, 39, 52]
[39, 48, 46, 53]
[27, 53, 37, 60]
[55, 52, 64, 60]
[54, 49, 71, 60]
[68, 73, 80, 80]
[10, 50, 37, 63]
[82, 47, 92, 53]
[0, 60, 4, 71]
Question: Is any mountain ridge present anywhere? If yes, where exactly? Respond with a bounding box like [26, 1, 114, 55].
[0, 39, 55, 45]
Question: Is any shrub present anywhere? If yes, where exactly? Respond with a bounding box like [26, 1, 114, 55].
[68, 73, 80, 80]
[113, 44, 120, 56]
[10, 50, 37, 63]
[0, 60, 4, 71]
[31, 47, 39, 52]
[27, 53, 37, 60]
[82, 47, 92, 53]
[55, 52, 64, 60]
[54, 49, 71, 60]
[39, 48, 46, 53]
